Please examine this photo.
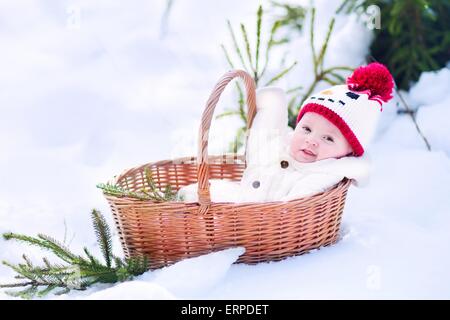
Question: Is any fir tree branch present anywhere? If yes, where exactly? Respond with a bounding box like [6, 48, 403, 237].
[316, 18, 335, 69]
[143, 168, 168, 201]
[220, 44, 235, 69]
[321, 66, 355, 74]
[37, 284, 58, 298]
[54, 287, 70, 296]
[3, 233, 78, 265]
[37, 234, 84, 264]
[0, 282, 34, 288]
[255, 6, 263, 77]
[97, 172, 177, 202]
[227, 20, 249, 73]
[216, 110, 241, 120]
[236, 82, 247, 124]
[286, 85, 303, 94]
[240, 23, 255, 75]
[322, 76, 339, 86]
[264, 61, 298, 86]
[310, 8, 317, 72]
[5, 286, 39, 300]
[83, 247, 103, 267]
[91, 209, 113, 268]
[97, 183, 151, 201]
[260, 20, 281, 79]
[327, 72, 346, 83]
[1, 210, 149, 298]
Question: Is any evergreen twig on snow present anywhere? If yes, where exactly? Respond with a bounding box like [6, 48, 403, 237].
[0, 209, 149, 299]
[97, 167, 178, 202]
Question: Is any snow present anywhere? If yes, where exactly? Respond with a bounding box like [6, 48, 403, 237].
[1, 0, 449, 300]
[408, 67, 450, 109]
[141, 247, 245, 299]
[416, 103, 450, 157]
[84, 282, 176, 300]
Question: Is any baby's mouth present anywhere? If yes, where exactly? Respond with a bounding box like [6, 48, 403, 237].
[300, 149, 316, 157]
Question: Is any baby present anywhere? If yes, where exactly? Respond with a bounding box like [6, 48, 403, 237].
[177, 62, 394, 203]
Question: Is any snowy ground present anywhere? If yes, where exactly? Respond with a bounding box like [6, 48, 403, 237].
[1, 1, 449, 299]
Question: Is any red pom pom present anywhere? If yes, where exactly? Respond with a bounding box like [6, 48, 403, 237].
[346, 62, 394, 104]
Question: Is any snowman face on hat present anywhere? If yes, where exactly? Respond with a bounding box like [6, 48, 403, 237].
[290, 112, 354, 163]
[309, 88, 362, 109]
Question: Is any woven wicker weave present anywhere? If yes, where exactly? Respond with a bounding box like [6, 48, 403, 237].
[103, 70, 351, 269]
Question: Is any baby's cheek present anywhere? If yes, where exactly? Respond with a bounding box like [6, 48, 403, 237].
[292, 131, 303, 144]
[288, 141, 295, 155]
[324, 143, 347, 158]
[290, 135, 301, 150]
[289, 136, 300, 157]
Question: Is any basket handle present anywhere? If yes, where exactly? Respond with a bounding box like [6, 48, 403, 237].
[197, 70, 257, 214]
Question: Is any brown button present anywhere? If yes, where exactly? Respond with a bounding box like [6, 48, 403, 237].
[280, 160, 289, 169]
[252, 180, 260, 188]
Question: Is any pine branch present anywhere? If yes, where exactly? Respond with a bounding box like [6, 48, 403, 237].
[255, 6, 263, 77]
[321, 66, 354, 74]
[5, 286, 39, 300]
[1, 260, 76, 297]
[97, 171, 177, 202]
[2, 233, 78, 265]
[260, 20, 281, 79]
[310, 8, 317, 72]
[316, 17, 335, 69]
[1, 210, 149, 298]
[91, 209, 113, 268]
[216, 109, 241, 120]
[327, 72, 346, 83]
[240, 23, 255, 75]
[162, 184, 175, 201]
[286, 85, 303, 94]
[236, 82, 247, 123]
[270, 1, 307, 33]
[22, 254, 33, 268]
[220, 44, 235, 69]
[37, 234, 86, 265]
[322, 76, 339, 86]
[97, 182, 151, 201]
[0, 282, 34, 288]
[83, 247, 103, 267]
[143, 167, 171, 201]
[228, 126, 246, 153]
[226, 20, 249, 72]
[37, 285, 58, 298]
[264, 61, 298, 86]
[54, 288, 70, 296]
[43, 257, 52, 269]
[159, 0, 174, 39]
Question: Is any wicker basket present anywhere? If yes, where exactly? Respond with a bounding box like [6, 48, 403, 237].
[103, 70, 352, 269]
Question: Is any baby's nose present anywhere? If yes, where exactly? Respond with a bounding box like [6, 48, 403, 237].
[306, 137, 318, 147]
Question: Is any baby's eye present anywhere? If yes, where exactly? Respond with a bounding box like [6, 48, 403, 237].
[302, 126, 311, 133]
[324, 135, 334, 143]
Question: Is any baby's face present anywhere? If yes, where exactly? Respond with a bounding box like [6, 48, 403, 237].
[290, 112, 353, 163]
